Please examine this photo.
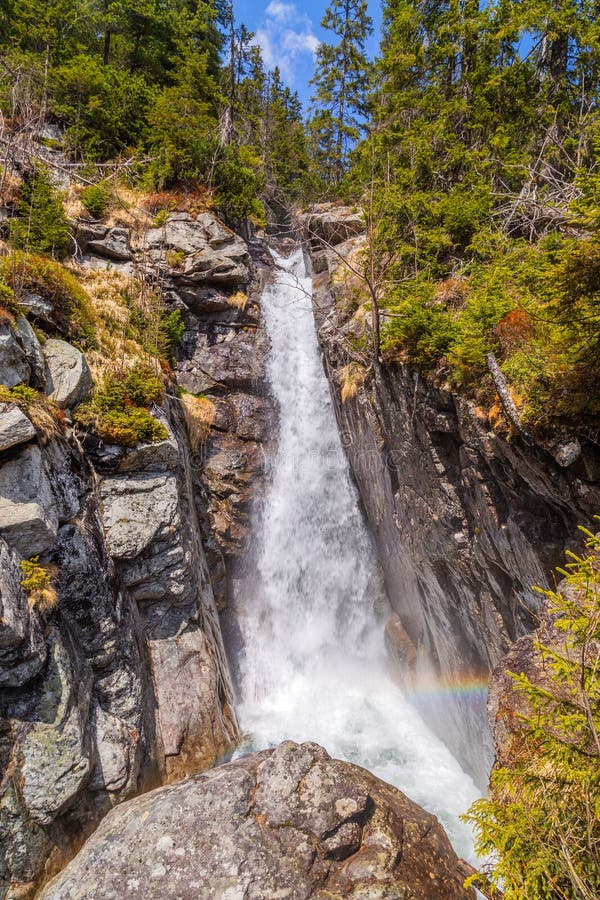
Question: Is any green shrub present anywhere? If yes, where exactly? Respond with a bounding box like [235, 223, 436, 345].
[381, 281, 458, 368]
[0, 252, 96, 348]
[9, 167, 70, 259]
[74, 364, 168, 448]
[0, 281, 18, 315]
[20, 557, 52, 593]
[125, 299, 185, 362]
[464, 526, 600, 899]
[160, 310, 185, 360]
[20, 557, 59, 614]
[80, 182, 111, 219]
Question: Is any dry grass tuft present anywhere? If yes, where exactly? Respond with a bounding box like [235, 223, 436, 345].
[20, 558, 59, 615]
[141, 187, 213, 218]
[0, 305, 15, 326]
[227, 291, 248, 311]
[180, 393, 215, 451]
[29, 585, 59, 614]
[26, 399, 66, 444]
[73, 266, 160, 382]
[339, 363, 366, 404]
[434, 276, 468, 308]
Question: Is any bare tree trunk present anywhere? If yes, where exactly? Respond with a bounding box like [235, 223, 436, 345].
[486, 352, 532, 443]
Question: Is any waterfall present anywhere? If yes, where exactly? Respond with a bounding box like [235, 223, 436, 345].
[235, 248, 482, 862]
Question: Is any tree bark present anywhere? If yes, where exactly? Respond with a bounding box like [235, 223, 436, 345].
[486, 352, 532, 443]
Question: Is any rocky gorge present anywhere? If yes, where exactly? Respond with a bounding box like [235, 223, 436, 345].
[0, 195, 597, 899]
[304, 205, 600, 784]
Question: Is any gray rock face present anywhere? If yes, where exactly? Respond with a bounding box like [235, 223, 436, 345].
[300, 204, 365, 247]
[40, 741, 474, 900]
[0, 402, 239, 896]
[14, 316, 46, 387]
[20, 628, 93, 826]
[0, 442, 79, 557]
[312, 240, 600, 787]
[43, 339, 92, 408]
[73, 222, 109, 255]
[146, 212, 251, 287]
[0, 405, 36, 451]
[0, 537, 46, 687]
[87, 227, 132, 261]
[0, 321, 30, 388]
[19, 293, 54, 325]
[99, 473, 179, 560]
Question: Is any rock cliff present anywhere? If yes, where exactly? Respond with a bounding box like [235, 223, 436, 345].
[304, 208, 600, 784]
[39, 740, 475, 900]
[0, 207, 276, 897]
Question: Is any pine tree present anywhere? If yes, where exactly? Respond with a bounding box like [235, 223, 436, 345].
[309, 0, 373, 183]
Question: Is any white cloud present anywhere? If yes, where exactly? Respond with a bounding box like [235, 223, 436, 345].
[265, 1, 296, 22]
[253, 2, 319, 84]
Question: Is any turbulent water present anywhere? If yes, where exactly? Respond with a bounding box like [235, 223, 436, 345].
[236, 248, 481, 863]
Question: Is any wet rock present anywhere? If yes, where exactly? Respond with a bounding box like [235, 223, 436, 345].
[311, 238, 600, 788]
[177, 328, 265, 392]
[0, 406, 36, 452]
[0, 322, 30, 388]
[43, 339, 92, 408]
[384, 612, 417, 668]
[87, 227, 132, 261]
[39, 741, 474, 900]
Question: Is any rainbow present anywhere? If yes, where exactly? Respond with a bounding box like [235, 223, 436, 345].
[404, 674, 490, 705]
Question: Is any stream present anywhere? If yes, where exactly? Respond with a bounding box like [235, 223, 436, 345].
[234, 248, 483, 863]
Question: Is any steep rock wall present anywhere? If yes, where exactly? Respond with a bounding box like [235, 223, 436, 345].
[308, 230, 600, 783]
[0, 209, 276, 897]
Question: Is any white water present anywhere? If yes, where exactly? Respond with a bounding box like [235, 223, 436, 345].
[236, 248, 481, 863]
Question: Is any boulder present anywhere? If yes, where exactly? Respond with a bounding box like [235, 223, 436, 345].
[19, 293, 54, 325]
[39, 741, 474, 900]
[14, 315, 47, 386]
[43, 339, 92, 408]
[73, 221, 109, 255]
[87, 227, 132, 261]
[554, 439, 581, 468]
[0, 321, 30, 388]
[146, 212, 251, 287]
[0, 405, 36, 452]
[300, 204, 365, 246]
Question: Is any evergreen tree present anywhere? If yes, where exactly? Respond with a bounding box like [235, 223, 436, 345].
[309, 0, 373, 183]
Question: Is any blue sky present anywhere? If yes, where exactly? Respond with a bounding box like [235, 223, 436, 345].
[234, 1, 382, 108]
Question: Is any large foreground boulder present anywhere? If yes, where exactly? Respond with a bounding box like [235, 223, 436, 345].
[40, 741, 473, 899]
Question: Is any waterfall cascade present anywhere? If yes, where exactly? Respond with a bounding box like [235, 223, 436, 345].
[235, 248, 483, 862]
